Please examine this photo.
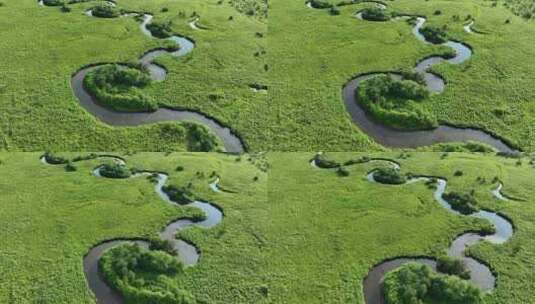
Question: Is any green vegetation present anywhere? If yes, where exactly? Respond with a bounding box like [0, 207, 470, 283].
[0, 0, 266, 151]
[372, 167, 407, 184]
[436, 255, 470, 279]
[162, 184, 194, 204]
[442, 191, 479, 214]
[84, 64, 156, 112]
[357, 75, 437, 130]
[100, 244, 194, 304]
[269, 0, 535, 150]
[266, 152, 535, 303]
[2, 153, 535, 302]
[361, 7, 391, 21]
[43, 0, 64, 6]
[313, 153, 341, 168]
[98, 163, 132, 179]
[0, 152, 267, 303]
[383, 263, 483, 304]
[419, 25, 449, 44]
[90, 4, 120, 18]
[146, 21, 174, 39]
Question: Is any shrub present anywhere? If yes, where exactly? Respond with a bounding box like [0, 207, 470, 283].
[161, 7, 169, 12]
[162, 185, 193, 204]
[434, 9, 442, 15]
[60, 4, 71, 12]
[372, 167, 406, 184]
[361, 7, 390, 21]
[44, 152, 68, 164]
[313, 154, 340, 168]
[43, 0, 64, 6]
[356, 75, 436, 130]
[309, 0, 332, 9]
[329, 6, 340, 15]
[454, 170, 463, 176]
[91, 4, 120, 18]
[175, 166, 184, 172]
[84, 64, 157, 112]
[149, 239, 177, 255]
[419, 26, 448, 44]
[337, 166, 350, 176]
[442, 192, 478, 214]
[436, 256, 470, 279]
[147, 21, 173, 38]
[384, 263, 483, 304]
[185, 124, 218, 152]
[100, 244, 194, 304]
[99, 163, 131, 179]
[64, 162, 77, 172]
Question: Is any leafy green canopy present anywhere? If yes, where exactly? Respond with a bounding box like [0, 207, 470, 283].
[84, 64, 157, 112]
[356, 75, 437, 130]
[100, 244, 195, 304]
[383, 263, 483, 304]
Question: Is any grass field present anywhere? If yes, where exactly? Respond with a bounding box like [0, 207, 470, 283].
[268, 0, 535, 151]
[0, 152, 268, 303]
[0, 0, 266, 151]
[1, 152, 535, 303]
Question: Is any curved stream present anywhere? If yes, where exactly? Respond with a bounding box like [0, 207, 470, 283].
[310, 156, 514, 304]
[39, 2, 244, 153]
[307, 2, 515, 152]
[41, 155, 224, 304]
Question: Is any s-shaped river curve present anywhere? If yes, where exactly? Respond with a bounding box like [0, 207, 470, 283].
[39, 2, 244, 153]
[306, 2, 516, 152]
[310, 155, 514, 304]
[41, 154, 224, 304]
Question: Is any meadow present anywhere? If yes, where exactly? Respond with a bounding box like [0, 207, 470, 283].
[1, 152, 535, 303]
[268, 0, 535, 151]
[0, 0, 266, 151]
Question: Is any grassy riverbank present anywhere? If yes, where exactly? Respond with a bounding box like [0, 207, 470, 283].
[1, 152, 535, 303]
[0, 0, 266, 151]
[268, 0, 535, 151]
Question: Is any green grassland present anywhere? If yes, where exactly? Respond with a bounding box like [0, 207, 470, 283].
[0, 152, 268, 303]
[2, 152, 535, 303]
[266, 152, 535, 303]
[268, 0, 535, 151]
[0, 0, 266, 151]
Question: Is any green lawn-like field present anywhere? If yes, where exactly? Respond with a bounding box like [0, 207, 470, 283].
[268, 0, 535, 151]
[0, 0, 266, 151]
[1, 152, 535, 303]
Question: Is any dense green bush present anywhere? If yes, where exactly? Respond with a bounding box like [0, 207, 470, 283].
[64, 162, 77, 172]
[372, 167, 406, 184]
[43, 0, 64, 6]
[185, 124, 219, 152]
[383, 263, 483, 304]
[309, 0, 333, 9]
[162, 185, 193, 204]
[149, 239, 177, 255]
[44, 152, 68, 164]
[419, 26, 449, 44]
[84, 64, 157, 112]
[356, 75, 437, 130]
[361, 7, 390, 21]
[91, 4, 120, 18]
[313, 154, 340, 168]
[100, 244, 194, 304]
[146, 21, 174, 38]
[99, 163, 132, 179]
[442, 192, 478, 214]
[337, 166, 349, 176]
[437, 256, 470, 279]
